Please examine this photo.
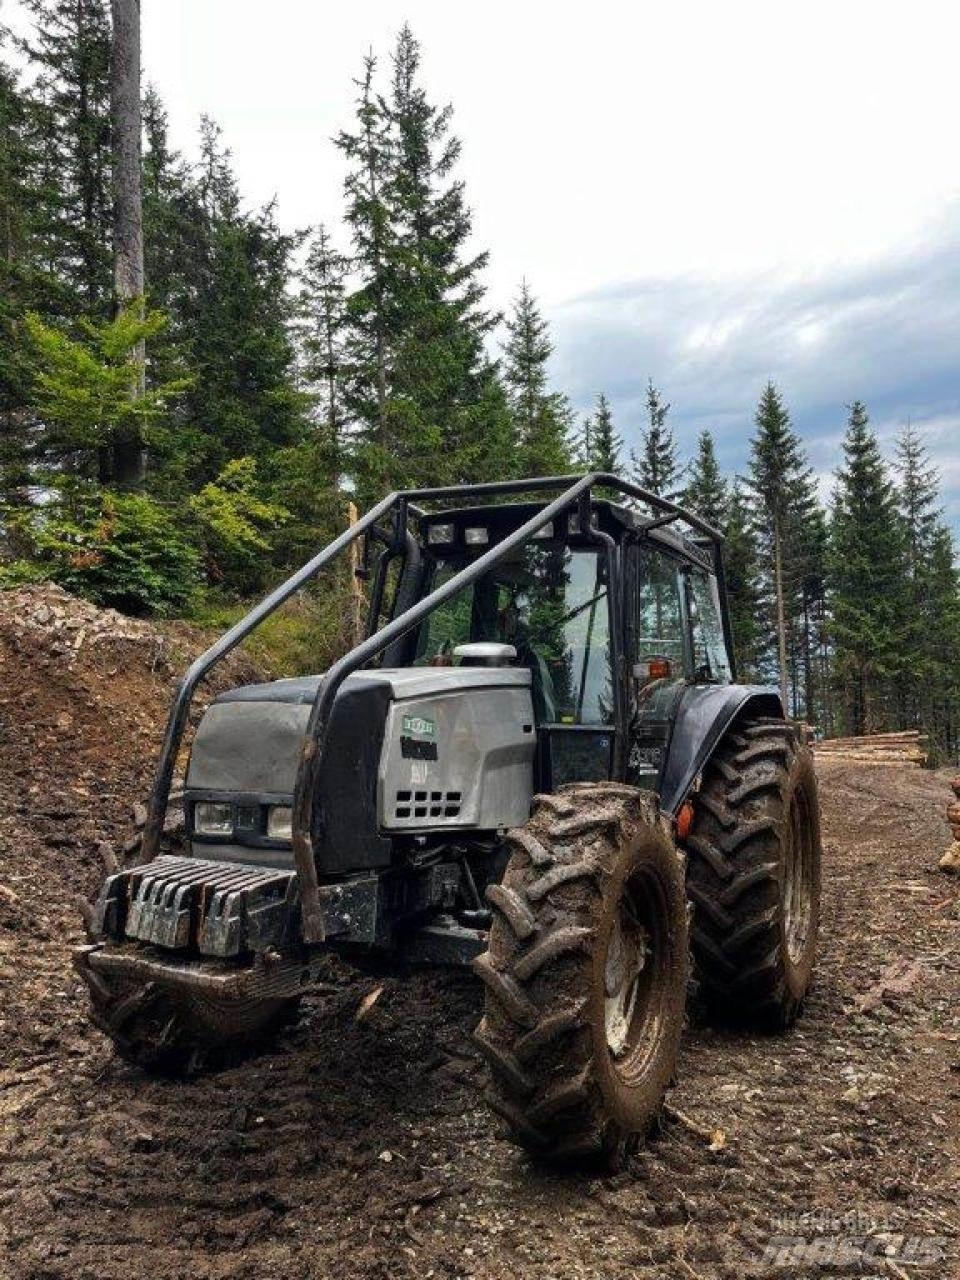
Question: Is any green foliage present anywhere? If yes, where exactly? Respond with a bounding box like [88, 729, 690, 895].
[828, 401, 905, 733]
[335, 27, 511, 501]
[17, 0, 113, 311]
[28, 487, 201, 614]
[745, 382, 826, 719]
[723, 483, 763, 679]
[632, 380, 680, 504]
[502, 281, 573, 477]
[25, 305, 190, 476]
[582, 394, 623, 476]
[189, 458, 290, 593]
[188, 588, 355, 679]
[683, 430, 727, 526]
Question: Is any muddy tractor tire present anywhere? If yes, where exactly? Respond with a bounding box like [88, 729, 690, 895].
[684, 717, 821, 1029]
[74, 949, 301, 1075]
[473, 783, 688, 1169]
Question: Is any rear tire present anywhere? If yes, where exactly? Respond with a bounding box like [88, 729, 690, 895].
[473, 783, 688, 1169]
[73, 949, 300, 1075]
[684, 717, 821, 1028]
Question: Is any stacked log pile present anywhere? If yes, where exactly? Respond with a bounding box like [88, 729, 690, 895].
[941, 777, 960, 873]
[814, 730, 927, 767]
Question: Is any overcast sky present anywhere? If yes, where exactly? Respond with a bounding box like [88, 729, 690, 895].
[6, 0, 959, 531]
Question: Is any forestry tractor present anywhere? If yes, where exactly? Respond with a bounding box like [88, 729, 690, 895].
[74, 473, 822, 1168]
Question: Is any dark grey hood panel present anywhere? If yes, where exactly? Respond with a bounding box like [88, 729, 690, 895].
[187, 699, 310, 794]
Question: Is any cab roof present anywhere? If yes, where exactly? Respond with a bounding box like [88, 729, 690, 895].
[417, 498, 716, 571]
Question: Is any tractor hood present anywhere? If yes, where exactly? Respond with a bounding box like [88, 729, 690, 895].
[185, 667, 535, 872]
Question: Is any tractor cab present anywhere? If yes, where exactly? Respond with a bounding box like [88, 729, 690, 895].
[371, 497, 738, 798]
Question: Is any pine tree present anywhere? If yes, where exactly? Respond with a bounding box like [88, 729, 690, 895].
[502, 281, 571, 476]
[683, 429, 727, 526]
[632, 379, 679, 504]
[828, 400, 905, 734]
[336, 28, 511, 498]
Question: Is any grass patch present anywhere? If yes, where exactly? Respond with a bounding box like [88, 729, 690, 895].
[187, 586, 358, 679]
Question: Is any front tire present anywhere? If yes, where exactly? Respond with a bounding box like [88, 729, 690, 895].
[684, 717, 822, 1028]
[473, 783, 688, 1169]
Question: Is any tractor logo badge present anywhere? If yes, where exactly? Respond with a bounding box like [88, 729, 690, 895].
[403, 714, 436, 738]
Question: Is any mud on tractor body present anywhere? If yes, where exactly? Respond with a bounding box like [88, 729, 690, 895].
[75, 473, 821, 1168]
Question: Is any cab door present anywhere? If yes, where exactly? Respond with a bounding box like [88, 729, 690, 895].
[625, 540, 690, 790]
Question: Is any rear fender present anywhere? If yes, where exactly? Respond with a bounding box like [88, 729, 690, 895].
[658, 685, 784, 816]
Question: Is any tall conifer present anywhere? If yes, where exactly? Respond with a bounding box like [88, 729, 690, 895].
[501, 281, 571, 476]
[828, 401, 905, 733]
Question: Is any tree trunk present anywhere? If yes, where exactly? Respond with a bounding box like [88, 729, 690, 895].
[773, 519, 789, 712]
[110, 0, 146, 488]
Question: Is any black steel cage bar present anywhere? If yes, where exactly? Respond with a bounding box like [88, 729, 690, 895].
[141, 473, 723, 884]
[291, 473, 602, 941]
[139, 489, 401, 861]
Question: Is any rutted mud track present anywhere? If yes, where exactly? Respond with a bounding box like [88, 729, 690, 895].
[1, 588, 958, 1279]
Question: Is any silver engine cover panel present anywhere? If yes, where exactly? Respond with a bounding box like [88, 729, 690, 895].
[376, 669, 535, 833]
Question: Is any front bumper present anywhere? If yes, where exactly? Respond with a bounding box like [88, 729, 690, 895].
[73, 940, 323, 1001]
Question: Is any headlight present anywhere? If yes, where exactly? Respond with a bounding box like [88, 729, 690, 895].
[464, 526, 489, 546]
[194, 802, 234, 836]
[427, 523, 455, 545]
[267, 805, 293, 841]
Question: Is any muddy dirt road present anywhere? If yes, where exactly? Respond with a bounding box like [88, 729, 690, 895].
[1, 587, 958, 1279]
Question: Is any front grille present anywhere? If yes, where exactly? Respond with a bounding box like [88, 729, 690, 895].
[394, 789, 462, 821]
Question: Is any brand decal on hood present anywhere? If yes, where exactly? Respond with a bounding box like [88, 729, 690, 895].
[402, 713, 436, 739]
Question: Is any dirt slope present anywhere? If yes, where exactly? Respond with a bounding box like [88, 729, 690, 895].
[1, 587, 958, 1279]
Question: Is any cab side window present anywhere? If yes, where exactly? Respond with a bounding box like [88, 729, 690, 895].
[635, 545, 684, 675]
[687, 570, 732, 683]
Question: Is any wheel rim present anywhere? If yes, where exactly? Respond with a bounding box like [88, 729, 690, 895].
[603, 868, 671, 1085]
[783, 785, 814, 965]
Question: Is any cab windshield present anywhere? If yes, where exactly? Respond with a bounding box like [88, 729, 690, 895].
[413, 544, 613, 725]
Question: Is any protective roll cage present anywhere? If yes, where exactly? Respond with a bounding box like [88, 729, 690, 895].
[142, 473, 724, 944]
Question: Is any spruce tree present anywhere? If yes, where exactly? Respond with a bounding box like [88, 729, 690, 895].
[893, 424, 960, 752]
[335, 27, 511, 498]
[745, 381, 822, 715]
[586, 393, 622, 474]
[382, 24, 505, 488]
[828, 400, 905, 734]
[169, 120, 307, 484]
[0, 58, 52, 530]
[502, 281, 571, 476]
[723, 482, 763, 679]
[919, 524, 960, 760]
[632, 379, 679, 503]
[18, 0, 113, 312]
[298, 224, 350, 488]
[683, 429, 727, 526]
[334, 51, 392, 486]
